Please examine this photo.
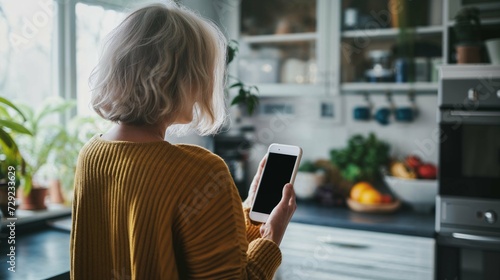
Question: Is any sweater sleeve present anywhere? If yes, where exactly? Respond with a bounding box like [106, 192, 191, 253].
[174, 160, 282, 279]
[243, 207, 263, 243]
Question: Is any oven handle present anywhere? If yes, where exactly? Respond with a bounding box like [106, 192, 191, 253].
[449, 110, 500, 117]
[452, 233, 500, 243]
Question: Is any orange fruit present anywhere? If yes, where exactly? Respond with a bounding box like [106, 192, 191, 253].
[350, 182, 374, 201]
[359, 189, 382, 204]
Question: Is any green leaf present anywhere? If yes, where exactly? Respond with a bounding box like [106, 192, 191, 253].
[0, 96, 27, 121]
[247, 100, 256, 115]
[231, 94, 246, 106]
[36, 100, 76, 122]
[229, 82, 243, 89]
[0, 127, 15, 149]
[0, 120, 32, 135]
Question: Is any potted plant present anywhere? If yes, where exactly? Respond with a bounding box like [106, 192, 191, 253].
[50, 115, 111, 204]
[0, 96, 32, 216]
[453, 7, 482, 64]
[294, 161, 325, 200]
[16, 98, 75, 210]
[226, 40, 260, 117]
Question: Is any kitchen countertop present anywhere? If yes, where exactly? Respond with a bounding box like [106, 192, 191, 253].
[291, 201, 436, 238]
[0, 227, 70, 280]
[0, 208, 72, 280]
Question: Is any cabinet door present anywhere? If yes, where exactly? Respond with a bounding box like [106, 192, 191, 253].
[236, 0, 334, 96]
[275, 223, 435, 280]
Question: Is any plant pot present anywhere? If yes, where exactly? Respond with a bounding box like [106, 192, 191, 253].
[456, 44, 482, 64]
[48, 179, 65, 204]
[294, 172, 325, 200]
[20, 187, 48, 210]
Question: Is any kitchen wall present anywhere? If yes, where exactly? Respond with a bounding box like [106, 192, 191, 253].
[242, 94, 439, 176]
[168, 93, 439, 178]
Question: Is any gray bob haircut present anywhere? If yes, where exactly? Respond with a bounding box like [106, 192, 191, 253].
[90, 3, 228, 136]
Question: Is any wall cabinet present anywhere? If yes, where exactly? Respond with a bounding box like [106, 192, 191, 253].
[274, 223, 435, 280]
[234, 0, 500, 96]
[235, 0, 337, 96]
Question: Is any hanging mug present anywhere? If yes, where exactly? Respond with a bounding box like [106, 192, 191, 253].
[375, 107, 391, 125]
[395, 107, 415, 122]
[353, 106, 371, 121]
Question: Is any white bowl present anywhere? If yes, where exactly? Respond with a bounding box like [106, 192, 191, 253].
[383, 175, 437, 213]
[294, 172, 323, 200]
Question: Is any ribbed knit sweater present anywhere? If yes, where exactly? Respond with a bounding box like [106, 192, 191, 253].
[70, 135, 281, 279]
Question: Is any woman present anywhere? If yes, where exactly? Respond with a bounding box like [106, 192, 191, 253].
[70, 3, 296, 280]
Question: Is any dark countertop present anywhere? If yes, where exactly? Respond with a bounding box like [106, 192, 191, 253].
[0, 208, 72, 280]
[0, 227, 70, 280]
[291, 201, 436, 238]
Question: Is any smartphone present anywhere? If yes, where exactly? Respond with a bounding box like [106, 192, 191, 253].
[250, 143, 303, 223]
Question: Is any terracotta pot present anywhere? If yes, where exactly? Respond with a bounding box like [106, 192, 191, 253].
[20, 187, 48, 210]
[456, 45, 482, 64]
[48, 179, 65, 204]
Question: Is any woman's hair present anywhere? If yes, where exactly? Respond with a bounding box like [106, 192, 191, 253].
[90, 3, 227, 136]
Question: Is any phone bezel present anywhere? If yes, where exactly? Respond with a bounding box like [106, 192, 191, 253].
[249, 143, 303, 223]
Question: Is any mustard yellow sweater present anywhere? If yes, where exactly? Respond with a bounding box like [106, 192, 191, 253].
[70, 135, 281, 279]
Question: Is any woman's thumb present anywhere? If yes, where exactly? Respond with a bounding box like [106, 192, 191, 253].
[281, 183, 293, 201]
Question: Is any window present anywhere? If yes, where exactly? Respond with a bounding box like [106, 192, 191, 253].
[0, 0, 57, 105]
[75, 2, 125, 116]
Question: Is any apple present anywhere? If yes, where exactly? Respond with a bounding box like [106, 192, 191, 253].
[381, 194, 393, 204]
[417, 164, 437, 179]
[405, 155, 423, 169]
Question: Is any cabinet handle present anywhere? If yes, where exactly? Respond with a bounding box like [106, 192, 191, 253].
[318, 237, 369, 249]
[452, 233, 500, 243]
[449, 110, 500, 117]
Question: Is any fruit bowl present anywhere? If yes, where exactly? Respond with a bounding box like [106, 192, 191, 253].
[383, 175, 437, 213]
[347, 198, 401, 213]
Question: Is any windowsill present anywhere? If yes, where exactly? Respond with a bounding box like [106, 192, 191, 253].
[1, 204, 72, 232]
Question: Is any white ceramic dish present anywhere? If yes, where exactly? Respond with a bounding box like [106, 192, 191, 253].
[383, 175, 437, 213]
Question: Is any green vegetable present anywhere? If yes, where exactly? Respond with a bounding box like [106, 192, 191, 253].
[330, 133, 390, 182]
[298, 161, 318, 173]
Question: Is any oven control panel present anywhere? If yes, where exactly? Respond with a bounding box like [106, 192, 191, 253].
[439, 65, 500, 109]
[436, 196, 500, 235]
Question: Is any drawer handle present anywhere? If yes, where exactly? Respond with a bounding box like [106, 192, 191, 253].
[318, 237, 369, 249]
[452, 233, 500, 243]
[449, 110, 500, 117]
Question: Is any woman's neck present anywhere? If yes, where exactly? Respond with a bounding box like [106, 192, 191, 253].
[101, 122, 168, 143]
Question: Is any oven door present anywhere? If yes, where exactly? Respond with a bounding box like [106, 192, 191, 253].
[437, 234, 500, 280]
[439, 110, 500, 199]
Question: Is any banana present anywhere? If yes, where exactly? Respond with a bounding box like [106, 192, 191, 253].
[390, 162, 417, 179]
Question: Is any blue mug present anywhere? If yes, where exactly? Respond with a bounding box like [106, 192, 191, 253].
[375, 108, 391, 125]
[395, 107, 414, 122]
[353, 107, 371, 121]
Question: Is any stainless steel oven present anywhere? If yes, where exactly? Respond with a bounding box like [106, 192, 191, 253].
[436, 65, 500, 280]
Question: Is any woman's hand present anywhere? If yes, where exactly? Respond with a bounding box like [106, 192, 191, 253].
[260, 183, 296, 246]
[243, 155, 297, 246]
[243, 155, 267, 209]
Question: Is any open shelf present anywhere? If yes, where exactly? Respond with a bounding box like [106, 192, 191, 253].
[250, 83, 326, 96]
[341, 82, 439, 93]
[447, 18, 500, 27]
[241, 32, 318, 44]
[341, 25, 443, 39]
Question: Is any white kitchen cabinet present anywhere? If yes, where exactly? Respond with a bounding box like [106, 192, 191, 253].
[231, 0, 500, 97]
[231, 0, 338, 96]
[274, 223, 435, 280]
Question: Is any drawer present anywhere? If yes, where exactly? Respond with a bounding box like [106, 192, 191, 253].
[275, 223, 435, 280]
